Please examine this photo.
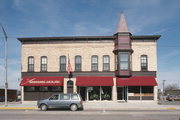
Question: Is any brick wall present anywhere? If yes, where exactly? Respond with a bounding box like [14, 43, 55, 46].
[21, 40, 157, 72]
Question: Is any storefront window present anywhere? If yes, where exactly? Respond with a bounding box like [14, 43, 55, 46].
[24, 86, 35, 92]
[89, 86, 100, 100]
[51, 86, 63, 92]
[101, 86, 112, 100]
[39, 86, 48, 92]
[128, 86, 140, 100]
[141, 86, 154, 100]
[128, 86, 140, 93]
[142, 86, 153, 93]
[87, 86, 112, 101]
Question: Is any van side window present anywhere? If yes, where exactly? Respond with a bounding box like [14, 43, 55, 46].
[71, 94, 79, 100]
[60, 94, 70, 100]
[49, 95, 59, 100]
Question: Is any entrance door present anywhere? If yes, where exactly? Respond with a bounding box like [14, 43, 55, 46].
[117, 87, 123, 100]
[67, 80, 73, 93]
[78, 87, 86, 101]
[117, 86, 127, 100]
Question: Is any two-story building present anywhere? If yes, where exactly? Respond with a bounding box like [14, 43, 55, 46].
[18, 13, 160, 102]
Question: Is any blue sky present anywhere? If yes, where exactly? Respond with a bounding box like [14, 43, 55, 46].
[0, 0, 180, 89]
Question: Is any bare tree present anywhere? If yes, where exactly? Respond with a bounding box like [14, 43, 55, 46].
[165, 84, 179, 91]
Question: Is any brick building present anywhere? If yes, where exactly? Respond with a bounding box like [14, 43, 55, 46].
[18, 13, 160, 102]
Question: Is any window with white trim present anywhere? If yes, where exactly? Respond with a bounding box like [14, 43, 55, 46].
[103, 55, 110, 71]
[60, 56, 66, 71]
[75, 56, 81, 71]
[28, 56, 34, 72]
[91, 55, 98, 71]
[141, 55, 148, 71]
[41, 56, 47, 72]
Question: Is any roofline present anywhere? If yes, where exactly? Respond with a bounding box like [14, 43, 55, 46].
[17, 36, 114, 42]
[131, 35, 161, 40]
[17, 35, 161, 42]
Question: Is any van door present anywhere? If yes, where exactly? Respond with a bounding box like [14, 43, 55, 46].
[47, 94, 59, 108]
[59, 94, 71, 108]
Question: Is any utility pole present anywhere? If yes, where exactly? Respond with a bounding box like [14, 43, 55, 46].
[0, 23, 8, 107]
[162, 80, 166, 100]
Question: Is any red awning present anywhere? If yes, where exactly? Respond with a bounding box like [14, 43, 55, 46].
[20, 76, 64, 86]
[116, 76, 157, 86]
[76, 76, 113, 86]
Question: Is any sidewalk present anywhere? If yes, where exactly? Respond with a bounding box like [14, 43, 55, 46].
[0, 101, 180, 110]
[0, 102, 36, 110]
[83, 101, 180, 110]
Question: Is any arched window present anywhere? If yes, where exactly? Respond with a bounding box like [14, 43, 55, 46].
[103, 55, 110, 71]
[141, 55, 148, 71]
[91, 55, 98, 71]
[28, 56, 34, 72]
[75, 56, 81, 71]
[60, 56, 66, 71]
[41, 56, 47, 72]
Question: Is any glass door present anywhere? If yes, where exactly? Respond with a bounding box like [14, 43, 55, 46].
[117, 86, 127, 100]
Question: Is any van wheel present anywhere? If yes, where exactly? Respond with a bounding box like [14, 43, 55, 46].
[40, 104, 48, 111]
[70, 104, 78, 111]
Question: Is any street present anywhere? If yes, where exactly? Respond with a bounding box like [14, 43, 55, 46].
[0, 110, 179, 120]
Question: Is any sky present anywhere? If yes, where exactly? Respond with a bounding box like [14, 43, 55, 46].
[0, 0, 180, 90]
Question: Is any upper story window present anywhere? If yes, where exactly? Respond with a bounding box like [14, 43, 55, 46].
[28, 56, 34, 72]
[141, 55, 148, 71]
[103, 55, 110, 71]
[119, 53, 129, 70]
[75, 56, 81, 71]
[91, 55, 98, 71]
[60, 56, 66, 71]
[41, 56, 47, 72]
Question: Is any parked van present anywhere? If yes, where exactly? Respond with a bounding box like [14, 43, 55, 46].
[37, 93, 83, 111]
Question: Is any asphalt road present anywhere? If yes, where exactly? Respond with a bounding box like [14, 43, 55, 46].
[0, 110, 180, 120]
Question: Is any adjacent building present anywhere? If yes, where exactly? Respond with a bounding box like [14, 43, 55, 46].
[18, 13, 160, 102]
